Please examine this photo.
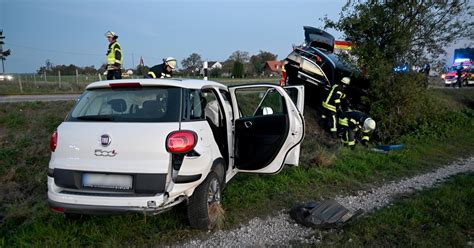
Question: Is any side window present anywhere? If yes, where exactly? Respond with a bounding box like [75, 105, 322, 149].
[234, 87, 285, 118]
[182, 89, 205, 121]
[202, 89, 224, 127]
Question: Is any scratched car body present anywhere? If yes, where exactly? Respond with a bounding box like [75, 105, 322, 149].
[47, 78, 304, 229]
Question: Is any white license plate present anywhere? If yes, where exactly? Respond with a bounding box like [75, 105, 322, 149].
[82, 173, 133, 190]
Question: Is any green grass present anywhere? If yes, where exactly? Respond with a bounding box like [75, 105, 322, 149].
[0, 88, 473, 246]
[0, 76, 277, 95]
[317, 173, 474, 247]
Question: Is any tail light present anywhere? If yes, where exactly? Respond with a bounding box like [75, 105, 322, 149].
[51, 207, 64, 213]
[166, 130, 197, 154]
[50, 131, 58, 152]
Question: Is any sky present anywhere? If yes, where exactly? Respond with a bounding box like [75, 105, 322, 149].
[0, 0, 347, 73]
[0, 0, 471, 73]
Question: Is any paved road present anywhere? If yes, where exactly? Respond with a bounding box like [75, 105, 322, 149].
[0, 94, 80, 103]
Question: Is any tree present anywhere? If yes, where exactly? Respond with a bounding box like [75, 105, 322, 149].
[232, 61, 244, 78]
[324, 0, 473, 141]
[181, 53, 203, 76]
[250, 50, 278, 75]
[228, 50, 250, 63]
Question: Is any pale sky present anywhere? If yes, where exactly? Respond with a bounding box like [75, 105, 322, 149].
[0, 0, 471, 73]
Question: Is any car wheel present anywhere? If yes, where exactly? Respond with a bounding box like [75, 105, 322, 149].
[187, 171, 223, 230]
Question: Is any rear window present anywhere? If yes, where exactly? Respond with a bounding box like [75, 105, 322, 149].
[67, 87, 181, 122]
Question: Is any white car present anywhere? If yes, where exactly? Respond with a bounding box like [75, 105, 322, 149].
[48, 79, 305, 229]
[0, 74, 14, 81]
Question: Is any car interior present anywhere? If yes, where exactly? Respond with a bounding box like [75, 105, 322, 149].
[233, 88, 290, 170]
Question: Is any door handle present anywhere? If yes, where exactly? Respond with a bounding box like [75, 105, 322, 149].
[244, 121, 253, 128]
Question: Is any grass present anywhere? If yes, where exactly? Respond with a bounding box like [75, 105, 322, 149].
[0, 88, 473, 246]
[0, 76, 277, 95]
[317, 173, 474, 247]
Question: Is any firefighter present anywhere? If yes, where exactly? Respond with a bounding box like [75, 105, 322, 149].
[105, 31, 123, 80]
[321, 77, 350, 137]
[338, 110, 376, 148]
[145, 57, 177, 79]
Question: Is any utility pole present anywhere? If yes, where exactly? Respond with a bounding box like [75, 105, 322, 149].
[132, 53, 135, 68]
[0, 29, 12, 74]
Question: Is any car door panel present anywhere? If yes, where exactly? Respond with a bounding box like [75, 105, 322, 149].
[229, 84, 304, 174]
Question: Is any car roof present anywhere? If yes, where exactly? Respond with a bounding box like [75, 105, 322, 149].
[86, 78, 227, 90]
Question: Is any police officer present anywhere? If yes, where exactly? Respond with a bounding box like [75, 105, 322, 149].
[105, 31, 123, 80]
[321, 77, 350, 137]
[146, 57, 177, 79]
[338, 110, 376, 148]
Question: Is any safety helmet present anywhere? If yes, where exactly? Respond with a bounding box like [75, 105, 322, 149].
[164, 57, 177, 69]
[341, 77, 351, 85]
[105, 31, 118, 39]
[362, 118, 376, 132]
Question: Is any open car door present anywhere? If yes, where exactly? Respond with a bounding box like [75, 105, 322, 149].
[229, 84, 304, 174]
[284, 85, 305, 166]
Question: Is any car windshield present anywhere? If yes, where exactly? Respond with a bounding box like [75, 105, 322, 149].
[68, 87, 181, 122]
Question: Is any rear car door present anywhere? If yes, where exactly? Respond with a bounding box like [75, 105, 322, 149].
[229, 84, 304, 174]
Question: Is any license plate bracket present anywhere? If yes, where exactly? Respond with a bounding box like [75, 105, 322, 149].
[82, 173, 133, 190]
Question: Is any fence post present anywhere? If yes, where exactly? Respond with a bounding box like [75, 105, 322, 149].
[58, 70, 62, 88]
[33, 73, 37, 87]
[44, 71, 47, 83]
[75, 69, 79, 86]
[18, 74, 23, 93]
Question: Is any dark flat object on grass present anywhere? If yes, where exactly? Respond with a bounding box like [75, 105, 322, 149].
[289, 200, 363, 229]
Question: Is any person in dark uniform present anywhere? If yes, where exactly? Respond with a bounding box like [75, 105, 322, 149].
[105, 31, 122, 80]
[455, 63, 464, 88]
[321, 77, 350, 137]
[145, 57, 177, 79]
[338, 110, 376, 148]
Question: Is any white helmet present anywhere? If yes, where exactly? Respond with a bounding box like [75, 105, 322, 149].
[105, 31, 118, 38]
[164, 57, 177, 69]
[341, 77, 351, 85]
[362, 118, 376, 132]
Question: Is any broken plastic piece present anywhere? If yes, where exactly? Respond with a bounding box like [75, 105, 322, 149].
[289, 200, 362, 229]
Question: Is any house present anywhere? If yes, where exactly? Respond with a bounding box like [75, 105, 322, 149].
[264, 61, 284, 77]
[207, 61, 223, 70]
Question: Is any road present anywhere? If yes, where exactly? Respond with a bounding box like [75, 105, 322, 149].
[0, 94, 80, 103]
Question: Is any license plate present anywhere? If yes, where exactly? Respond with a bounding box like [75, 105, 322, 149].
[82, 173, 133, 190]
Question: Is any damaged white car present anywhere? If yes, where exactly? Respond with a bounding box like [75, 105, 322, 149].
[47, 79, 304, 229]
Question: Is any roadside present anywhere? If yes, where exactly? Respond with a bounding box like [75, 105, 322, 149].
[182, 157, 474, 247]
[0, 94, 80, 103]
[0, 88, 473, 246]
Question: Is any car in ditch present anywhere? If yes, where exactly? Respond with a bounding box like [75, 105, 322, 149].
[282, 26, 368, 108]
[47, 78, 305, 229]
[442, 59, 473, 87]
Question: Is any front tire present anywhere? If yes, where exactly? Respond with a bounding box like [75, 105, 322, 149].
[187, 171, 223, 230]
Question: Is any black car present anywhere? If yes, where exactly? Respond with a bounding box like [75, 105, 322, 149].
[283, 26, 368, 108]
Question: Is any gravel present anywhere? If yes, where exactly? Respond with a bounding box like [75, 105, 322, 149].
[181, 157, 474, 247]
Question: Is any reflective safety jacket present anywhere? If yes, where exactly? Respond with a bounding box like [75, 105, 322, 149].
[107, 41, 122, 70]
[338, 110, 371, 142]
[322, 84, 346, 113]
[146, 63, 172, 79]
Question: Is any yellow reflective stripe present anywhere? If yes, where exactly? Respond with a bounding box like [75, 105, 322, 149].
[324, 85, 337, 104]
[322, 102, 337, 112]
[114, 60, 121, 64]
[348, 140, 356, 146]
[148, 71, 157, 78]
[334, 99, 341, 103]
[114, 48, 121, 52]
[330, 115, 337, 132]
[339, 118, 349, 126]
[350, 119, 358, 125]
[362, 136, 370, 141]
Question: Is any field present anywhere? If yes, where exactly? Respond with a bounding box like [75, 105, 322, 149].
[0, 75, 278, 95]
[0, 88, 473, 246]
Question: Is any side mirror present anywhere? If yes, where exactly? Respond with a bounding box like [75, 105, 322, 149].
[262, 107, 274, 115]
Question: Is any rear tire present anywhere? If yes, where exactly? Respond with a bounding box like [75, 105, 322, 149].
[187, 171, 223, 230]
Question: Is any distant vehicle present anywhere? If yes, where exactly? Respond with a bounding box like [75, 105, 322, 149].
[47, 78, 305, 229]
[0, 74, 14, 81]
[441, 58, 473, 87]
[282, 26, 368, 108]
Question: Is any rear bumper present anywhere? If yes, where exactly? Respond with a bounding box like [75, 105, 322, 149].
[47, 176, 182, 214]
